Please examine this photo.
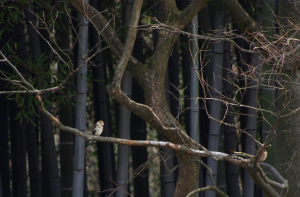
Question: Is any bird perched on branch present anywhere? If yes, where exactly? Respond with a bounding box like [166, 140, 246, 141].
[92, 120, 104, 136]
[257, 150, 268, 163]
[256, 144, 269, 163]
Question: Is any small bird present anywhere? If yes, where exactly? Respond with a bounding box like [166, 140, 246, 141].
[257, 150, 268, 163]
[92, 120, 104, 136]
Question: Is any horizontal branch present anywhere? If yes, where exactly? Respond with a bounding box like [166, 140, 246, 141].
[34, 87, 246, 166]
[32, 78, 286, 196]
[0, 86, 62, 94]
[52, 114, 250, 166]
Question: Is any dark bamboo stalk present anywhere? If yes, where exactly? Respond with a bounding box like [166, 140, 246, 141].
[222, 12, 240, 196]
[131, 28, 149, 197]
[25, 3, 60, 196]
[0, 29, 11, 197]
[89, 1, 116, 195]
[206, 6, 225, 197]
[57, 7, 74, 196]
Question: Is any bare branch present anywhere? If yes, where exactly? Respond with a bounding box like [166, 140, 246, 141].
[261, 163, 289, 195]
[67, 0, 148, 87]
[222, 0, 261, 33]
[50, 115, 251, 166]
[109, 0, 143, 87]
[186, 185, 229, 197]
[0, 47, 106, 95]
[0, 51, 35, 90]
[138, 19, 259, 54]
[177, 0, 211, 29]
[255, 163, 288, 190]
[0, 86, 62, 94]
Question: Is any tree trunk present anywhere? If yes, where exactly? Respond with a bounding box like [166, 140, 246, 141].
[68, 0, 210, 196]
[168, 43, 180, 184]
[275, 1, 300, 196]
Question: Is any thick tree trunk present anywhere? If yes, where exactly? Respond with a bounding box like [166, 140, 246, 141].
[275, 2, 300, 196]
[168, 43, 180, 184]
[68, 0, 209, 196]
[148, 32, 201, 197]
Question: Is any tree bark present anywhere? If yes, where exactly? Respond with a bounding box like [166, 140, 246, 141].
[275, 1, 300, 196]
[67, 0, 210, 196]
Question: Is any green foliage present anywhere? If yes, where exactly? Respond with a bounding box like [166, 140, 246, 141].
[0, 2, 23, 26]
[7, 94, 38, 126]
